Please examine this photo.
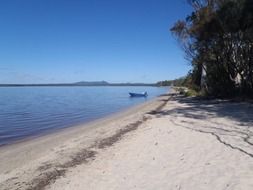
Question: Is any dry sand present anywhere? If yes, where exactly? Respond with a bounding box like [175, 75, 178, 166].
[1, 92, 253, 190]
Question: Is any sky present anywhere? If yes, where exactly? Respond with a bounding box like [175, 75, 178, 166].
[0, 0, 192, 84]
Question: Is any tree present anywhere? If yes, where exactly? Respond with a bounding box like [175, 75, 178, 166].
[171, 0, 253, 97]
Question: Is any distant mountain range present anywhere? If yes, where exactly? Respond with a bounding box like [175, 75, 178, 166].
[0, 81, 156, 87]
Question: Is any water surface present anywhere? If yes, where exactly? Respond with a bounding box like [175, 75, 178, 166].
[0, 86, 168, 145]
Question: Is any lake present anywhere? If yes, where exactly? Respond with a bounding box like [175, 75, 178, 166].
[0, 86, 168, 146]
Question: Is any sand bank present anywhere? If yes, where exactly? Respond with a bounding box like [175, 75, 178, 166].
[1, 92, 253, 190]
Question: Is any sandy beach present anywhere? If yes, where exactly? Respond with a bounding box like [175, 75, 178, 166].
[1, 91, 253, 190]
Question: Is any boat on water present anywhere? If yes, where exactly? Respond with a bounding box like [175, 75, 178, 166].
[129, 92, 148, 97]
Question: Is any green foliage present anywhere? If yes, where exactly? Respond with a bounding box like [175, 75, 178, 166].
[174, 86, 201, 97]
[184, 89, 199, 97]
[171, 0, 253, 98]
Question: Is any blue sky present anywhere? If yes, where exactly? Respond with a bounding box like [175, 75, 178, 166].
[0, 0, 192, 84]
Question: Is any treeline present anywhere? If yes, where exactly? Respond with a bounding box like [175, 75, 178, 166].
[171, 0, 253, 97]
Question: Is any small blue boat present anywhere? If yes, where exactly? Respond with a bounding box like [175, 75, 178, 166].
[129, 92, 148, 97]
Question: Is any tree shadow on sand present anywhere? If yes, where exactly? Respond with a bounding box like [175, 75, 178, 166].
[149, 96, 253, 124]
[148, 96, 253, 158]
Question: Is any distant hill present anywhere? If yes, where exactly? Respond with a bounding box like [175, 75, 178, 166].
[73, 81, 109, 86]
[0, 81, 156, 87]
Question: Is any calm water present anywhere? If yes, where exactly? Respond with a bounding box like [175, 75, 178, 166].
[0, 86, 168, 146]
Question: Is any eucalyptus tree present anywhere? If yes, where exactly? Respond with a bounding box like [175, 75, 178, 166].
[171, 0, 253, 97]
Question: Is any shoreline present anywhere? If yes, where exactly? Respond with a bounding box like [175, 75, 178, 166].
[0, 93, 167, 151]
[1, 89, 253, 190]
[0, 89, 168, 147]
[0, 91, 173, 190]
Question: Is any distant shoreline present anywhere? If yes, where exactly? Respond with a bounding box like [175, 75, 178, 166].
[0, 83, 157, 87]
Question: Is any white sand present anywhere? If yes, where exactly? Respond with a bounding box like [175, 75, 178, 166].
[1, 92, 253, 190]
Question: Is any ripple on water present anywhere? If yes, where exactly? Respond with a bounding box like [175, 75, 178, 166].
[0, 86, 168, 145]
